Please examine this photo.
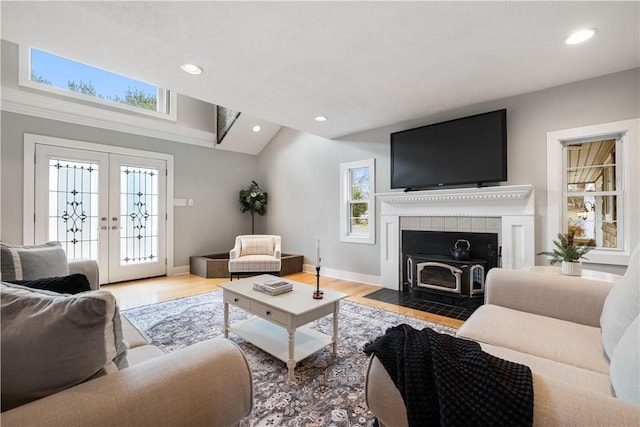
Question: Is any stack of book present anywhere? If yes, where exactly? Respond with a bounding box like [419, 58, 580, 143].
[253, 279, 293, 296]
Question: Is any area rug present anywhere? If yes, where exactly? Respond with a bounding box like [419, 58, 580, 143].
[122, 291, 456, 427]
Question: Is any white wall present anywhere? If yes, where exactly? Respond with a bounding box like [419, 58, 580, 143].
[258, 68, 640, 279]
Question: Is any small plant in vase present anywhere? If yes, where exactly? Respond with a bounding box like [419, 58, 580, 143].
[537, 232, 595, 276]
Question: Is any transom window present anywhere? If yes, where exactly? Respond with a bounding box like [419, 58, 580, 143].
[340, 159, 375, 244]
[24, 48, 171, 117]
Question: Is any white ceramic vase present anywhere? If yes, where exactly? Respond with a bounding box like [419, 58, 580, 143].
[561, 261, 582, 276]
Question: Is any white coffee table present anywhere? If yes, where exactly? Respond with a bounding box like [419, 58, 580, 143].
[219, 275, 347, 380]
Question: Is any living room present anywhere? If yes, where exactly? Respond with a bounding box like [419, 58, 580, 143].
[1, 2, 639, 426]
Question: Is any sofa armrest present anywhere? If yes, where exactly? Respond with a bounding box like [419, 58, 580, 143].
[67, 259, 99, 290]
[274, 238, 282, 260]
[532, 373, 640, 426]
[2, 338, 253, 427]
[485, 268, 614, 327]
[365, 355, 408, 427]
[229, 237, 241, 261]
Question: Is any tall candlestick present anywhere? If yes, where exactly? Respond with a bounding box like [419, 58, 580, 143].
[316, 238, 321, 267]
[313, 238, 323, 299]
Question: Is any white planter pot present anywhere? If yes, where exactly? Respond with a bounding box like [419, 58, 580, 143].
[561, 261, 582, 276]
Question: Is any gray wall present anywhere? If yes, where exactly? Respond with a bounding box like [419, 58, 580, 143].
[2, 33, 637, 277]
[258, 68, 640, 277]
[1, 40, 261, 268]
[0, 111, 259, 267]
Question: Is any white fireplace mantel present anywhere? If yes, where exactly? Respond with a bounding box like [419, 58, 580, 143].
[375, 184, 535, 290]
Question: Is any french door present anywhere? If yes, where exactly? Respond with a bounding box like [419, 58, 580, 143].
[34, 145, 166, 284]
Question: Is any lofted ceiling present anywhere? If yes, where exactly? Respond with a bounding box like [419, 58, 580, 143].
[1, 1, 639, 142]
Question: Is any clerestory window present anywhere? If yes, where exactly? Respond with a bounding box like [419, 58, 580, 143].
[22, 47, 173, 118]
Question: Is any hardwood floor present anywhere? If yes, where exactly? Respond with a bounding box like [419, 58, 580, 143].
[105, 272, 464, 329]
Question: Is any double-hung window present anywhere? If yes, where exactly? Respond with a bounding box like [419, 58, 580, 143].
[546, 118, 639, 265]
[340, 159, 375, 244]
[564, 138, 622, 249]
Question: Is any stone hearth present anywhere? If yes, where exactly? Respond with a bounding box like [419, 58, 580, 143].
[375, 185, 535, 290]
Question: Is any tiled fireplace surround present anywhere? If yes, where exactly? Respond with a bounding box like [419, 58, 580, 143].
[376, 185, 535, 290]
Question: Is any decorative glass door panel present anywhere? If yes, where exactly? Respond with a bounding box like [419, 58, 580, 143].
[120, 165, 159, 264]
[108, 155, 166, 283]
[48, 158, 100, 259]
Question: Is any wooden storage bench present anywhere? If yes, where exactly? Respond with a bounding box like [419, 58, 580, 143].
[190, 253, 303, 278]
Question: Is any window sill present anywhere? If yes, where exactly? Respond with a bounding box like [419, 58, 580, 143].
[340, 234, 375, 244]
[2, 87, 215, 147]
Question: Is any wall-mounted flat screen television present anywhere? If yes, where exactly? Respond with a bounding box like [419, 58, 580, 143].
[390, 109, 507, 190]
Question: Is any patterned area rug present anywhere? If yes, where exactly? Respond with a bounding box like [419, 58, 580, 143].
[122, 291, 456, 427]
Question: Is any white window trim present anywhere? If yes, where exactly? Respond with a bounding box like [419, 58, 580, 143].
[340, 159, 375, 244]
[546, 118, 639, 265]
[23, 133, 177, 275]
[19, 45, 177, 121]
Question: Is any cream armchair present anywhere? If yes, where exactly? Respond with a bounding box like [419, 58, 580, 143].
[228, 235, 281, 280]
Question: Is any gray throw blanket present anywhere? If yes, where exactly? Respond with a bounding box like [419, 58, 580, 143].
[364, 324, 533, 427]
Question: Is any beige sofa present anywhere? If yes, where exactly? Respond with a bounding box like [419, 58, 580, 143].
[366, 249, 639, 426]
[2, 259, 253, 427]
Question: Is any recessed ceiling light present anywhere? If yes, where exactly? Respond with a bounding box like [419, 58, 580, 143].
[180, 63, 203, 75]
[314, 116, 328, 122]
[565, 28, 597, 45]
[252, 125, 261, 132]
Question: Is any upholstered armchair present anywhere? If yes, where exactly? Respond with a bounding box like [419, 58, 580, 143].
[228, 235, 281, 280]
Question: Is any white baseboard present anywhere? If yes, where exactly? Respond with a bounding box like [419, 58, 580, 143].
[302, 263, 382, 287]
[170, 263, 384, 288]
[169, 265, 190, 276]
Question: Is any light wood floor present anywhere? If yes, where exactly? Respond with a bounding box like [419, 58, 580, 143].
[105, 272, 464, 329]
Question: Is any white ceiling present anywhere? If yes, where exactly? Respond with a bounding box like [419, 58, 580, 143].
[1, 1, 639, 140]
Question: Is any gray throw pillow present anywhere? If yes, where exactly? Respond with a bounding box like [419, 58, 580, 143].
[0, 241, 69, 281]
[0, 282, 129, 411]
[609, 315, 639, 405]
[600, 246, 639, 359]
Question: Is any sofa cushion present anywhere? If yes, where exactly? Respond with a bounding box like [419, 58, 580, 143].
[126, 345, 166, 366]
[479, 343, 612, 396]
[600, 247, 639, 359]
[120, 314, 151, 349]
[8, 273, 91, 294]
[239, 236, 275, 256]
[609, 315, 640, 405]
[457, 304, 609, 374]
[228, 255, 281, 272]
[0, 282, 129, 411]
[0, 241, 69, 281]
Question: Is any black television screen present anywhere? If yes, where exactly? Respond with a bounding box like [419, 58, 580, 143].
[390, 109, 507, 190]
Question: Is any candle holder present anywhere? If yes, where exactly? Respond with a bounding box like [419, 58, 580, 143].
[313, 266, 324, 299]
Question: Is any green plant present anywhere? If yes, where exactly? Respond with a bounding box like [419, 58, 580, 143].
[239, 180, 268, 234]
[537, 232, 595, 264]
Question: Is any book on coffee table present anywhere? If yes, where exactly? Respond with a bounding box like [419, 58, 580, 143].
[253, 279, 293, 295]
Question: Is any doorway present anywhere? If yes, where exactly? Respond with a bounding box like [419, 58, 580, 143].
[25, 135, 173, 284]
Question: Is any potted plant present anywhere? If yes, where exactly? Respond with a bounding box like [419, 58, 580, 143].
[537, 232, 595, 276]
[239, 180, 268, 234]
